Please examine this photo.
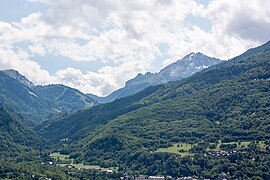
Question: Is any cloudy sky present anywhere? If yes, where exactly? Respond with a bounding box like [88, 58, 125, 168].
[0, 0, 270, 96]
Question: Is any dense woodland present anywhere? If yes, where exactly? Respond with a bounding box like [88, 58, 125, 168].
[0, 41, 270, 179]
[67, 49, 270, 179]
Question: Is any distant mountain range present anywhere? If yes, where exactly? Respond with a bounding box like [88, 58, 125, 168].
[88, 52, 222, 103]
[0, 70, 96, 126]
[0, 52, 221, 125]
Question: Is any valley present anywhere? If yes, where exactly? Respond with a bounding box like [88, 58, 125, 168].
[0, 41, 270, 179]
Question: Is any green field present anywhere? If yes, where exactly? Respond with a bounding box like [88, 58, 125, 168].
[156, 143, 194, 157]
[50, 152, 117, 171]
[50, 152, 70, 161]
[57, 163, 118, 171]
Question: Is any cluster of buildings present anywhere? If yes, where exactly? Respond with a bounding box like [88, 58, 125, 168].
[204, 146, 251, 157]
[121, 175, 194, 180]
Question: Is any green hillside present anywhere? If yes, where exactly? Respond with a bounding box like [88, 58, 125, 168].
[34, 42, 270, 179]
[34, 84, 96, 112]
[59, 50, 270, 179]
[0, 106, 44, 154]
[0, 72, 52, 126]
[37, 85, 161, 141]
[39, 41, 270, 143]
[0, 107, 89, 179]
[0, 71, 97, 126]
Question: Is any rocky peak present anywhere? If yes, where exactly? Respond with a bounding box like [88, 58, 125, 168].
[1, 69, 35, 89]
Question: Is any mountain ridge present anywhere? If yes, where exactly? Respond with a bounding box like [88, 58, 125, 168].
[89, 52, 222, 103]
[37, 42, 270, 142]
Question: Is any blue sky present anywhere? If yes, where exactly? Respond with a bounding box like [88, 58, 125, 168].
[0, 0, 47, 21]
[0, 0, 101, 74]
[0, 0, 269, 96]
[0, 0, 212, 74]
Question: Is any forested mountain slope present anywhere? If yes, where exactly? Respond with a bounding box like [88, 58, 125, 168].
[73, 48, 269, 157]
[34, 84, 96, 112]
[40, 43, 270, 179]
[0, 106, 44, 155]
[0, 72, 51, 126]
[0, 106, 85, 179]
[36, 85, 161, 141]
[38, 41, 270, 143]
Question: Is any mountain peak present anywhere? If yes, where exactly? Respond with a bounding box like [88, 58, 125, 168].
[158, 52, 222, 82]
[181, 52, 209, 62]
[183, 52, 209, 59]
[92, 52, 222, 103]
[1, 69, 35, 89]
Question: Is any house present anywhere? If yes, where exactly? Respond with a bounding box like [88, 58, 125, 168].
[148, 176, 165, 180]
[101, 169, 113, 174]
[216, 172, 228, 180]
[177, 177, 193, 180]
[66, 165, 75, 169]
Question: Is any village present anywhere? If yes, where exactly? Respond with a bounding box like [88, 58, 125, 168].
[204, 145, 252, 157]
[40, 141, 264, 180]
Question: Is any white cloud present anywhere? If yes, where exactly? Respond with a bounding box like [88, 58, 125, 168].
[0, 0, 269, 96]
[54, 60, 149, 96]
[0, 45, 53, 84]
[206, 0, 270, 42]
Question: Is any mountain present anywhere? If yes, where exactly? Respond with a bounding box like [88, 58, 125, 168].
[37, 41, 270, 179]
[90, 52, 222, 103]
[0, 71, 51, 126]
[38, 43, 270, 142]
[36, 84, 160, 141]
[157, 52, 221, 81]
[0, 70, 96, 125]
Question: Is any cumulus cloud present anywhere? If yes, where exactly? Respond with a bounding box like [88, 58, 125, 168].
[0, 45, 53, 84]
[53, 59, 150, 96]
[0, 0, 269, 96]
[206, 0, 270, 42]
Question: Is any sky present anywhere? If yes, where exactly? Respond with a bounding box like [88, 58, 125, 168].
[0, 0, 270, 96]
